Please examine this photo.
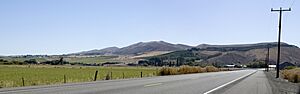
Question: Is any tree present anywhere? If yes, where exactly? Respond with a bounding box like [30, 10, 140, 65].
[59, 57, 64, 65]
[24, 59, 38, 64]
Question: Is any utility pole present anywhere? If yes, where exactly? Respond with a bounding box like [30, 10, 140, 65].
[265, 46, 270, 72]
[271, 7, 291, 78]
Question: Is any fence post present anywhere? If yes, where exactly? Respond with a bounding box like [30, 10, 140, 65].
[22, 77, 25, 86]
[110, 72, 112, 80]
[94, 70, 98, 81]
[123, 72, 125, 79]
[141, 72, 143, 78]
[64, 75, 66, 83]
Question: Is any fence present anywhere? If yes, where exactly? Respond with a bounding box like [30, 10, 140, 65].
[15, 70, 156, 87]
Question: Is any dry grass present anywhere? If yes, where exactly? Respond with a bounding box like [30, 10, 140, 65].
[205, 66, 219, 72]
[159, 65, 220, 76]
[281, 68, 300, 83]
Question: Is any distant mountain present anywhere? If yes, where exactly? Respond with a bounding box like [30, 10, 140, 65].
[196, 42, 297, 51]
[147, 42, 300, 66]
[72, 41, 192, 56]
[71, 47, 120, 55]
[114, 41, 192, 55]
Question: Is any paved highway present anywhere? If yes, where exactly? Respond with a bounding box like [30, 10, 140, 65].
[0, 70, 259, 94]
[222, 70, 272, 94]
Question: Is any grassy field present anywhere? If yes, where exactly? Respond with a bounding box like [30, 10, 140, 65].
[0, 65, 158, 88]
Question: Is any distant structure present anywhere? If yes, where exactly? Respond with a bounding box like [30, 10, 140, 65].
[225, 64, 235, 68]
[268, 65, 276, 70]
[278, 62, 295, 70]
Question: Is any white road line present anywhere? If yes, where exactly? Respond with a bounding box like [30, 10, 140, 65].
[203, 70, 257, 94]
[144, 83, 162, 87]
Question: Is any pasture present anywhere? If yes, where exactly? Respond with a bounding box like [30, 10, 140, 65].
[0, 65, 158, 88]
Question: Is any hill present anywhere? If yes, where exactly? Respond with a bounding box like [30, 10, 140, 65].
[145, 42, 300, 66]
[70, 47, 120, 56]
[72, 41, 192, 56]
[114, 41, 192, 55]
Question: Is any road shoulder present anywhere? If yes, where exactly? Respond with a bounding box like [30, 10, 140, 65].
[264, 71, 300, 94]
[219, 70, 272, 94]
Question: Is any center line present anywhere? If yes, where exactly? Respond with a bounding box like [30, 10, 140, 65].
[144, 83, 163, 87]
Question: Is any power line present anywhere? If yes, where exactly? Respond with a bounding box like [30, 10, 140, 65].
[290, 0, 296, 8]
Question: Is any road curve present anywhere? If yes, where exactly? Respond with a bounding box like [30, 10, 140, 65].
[0, 69, 256, 94]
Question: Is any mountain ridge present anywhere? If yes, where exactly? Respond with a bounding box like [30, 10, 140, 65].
[70, 41, 298, 56]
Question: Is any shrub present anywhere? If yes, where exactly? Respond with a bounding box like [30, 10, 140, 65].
[281, 68, 300, 83]
[178, 65, 190, 74]
[160, 67, 178, 75]
[205, 66, 219, 72]
[105, 73, 110, 80]
[159, 65, 221, 76]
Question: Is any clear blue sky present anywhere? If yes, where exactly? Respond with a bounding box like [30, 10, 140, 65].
[0, 0, 299, 55]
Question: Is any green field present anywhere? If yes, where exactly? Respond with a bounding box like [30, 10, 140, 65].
[64, 56, 118, 63]
[0, 65, 158, 88]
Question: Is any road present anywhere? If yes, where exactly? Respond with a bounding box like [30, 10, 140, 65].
[0, 69, 265, 94]
[222, 70, 273, 94]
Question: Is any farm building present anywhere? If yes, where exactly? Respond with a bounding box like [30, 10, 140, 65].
[278, 62, 296, 70]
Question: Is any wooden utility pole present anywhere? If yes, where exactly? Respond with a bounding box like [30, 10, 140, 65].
[265, 46, 270, 72]
[271, 7, 291, 78]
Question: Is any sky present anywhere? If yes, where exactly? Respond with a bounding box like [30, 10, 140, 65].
[0, 0, 299, 55]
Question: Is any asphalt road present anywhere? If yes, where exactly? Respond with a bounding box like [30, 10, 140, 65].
[222, 70, 272, 94]
[0, 69, 257, 94]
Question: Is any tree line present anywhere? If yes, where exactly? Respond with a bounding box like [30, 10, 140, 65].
[0, 57, 69, 65]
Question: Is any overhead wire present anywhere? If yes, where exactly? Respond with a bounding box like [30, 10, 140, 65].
[289, 0, 296, 8]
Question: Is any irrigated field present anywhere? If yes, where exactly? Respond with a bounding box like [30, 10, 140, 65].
[0, 65, 158, 88]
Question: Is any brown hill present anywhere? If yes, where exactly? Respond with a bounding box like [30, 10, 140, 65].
[147, 42, 300, 66]
[114, 41, 192, 55]
[72, 41, 192, 56]
[70, 47, 120, 56]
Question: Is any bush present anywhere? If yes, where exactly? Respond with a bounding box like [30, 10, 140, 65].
[205, 66, 219, 72]
[178, 65, 190, 74]
[105, 73, 110, 80]
[24, 59, 38, 64]
[159, 65, 221, 76]
[160, 67, 178, 75]
[282, 68, 300, 83]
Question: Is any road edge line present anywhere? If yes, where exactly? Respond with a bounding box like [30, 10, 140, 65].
[203, 70, 257, 94]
